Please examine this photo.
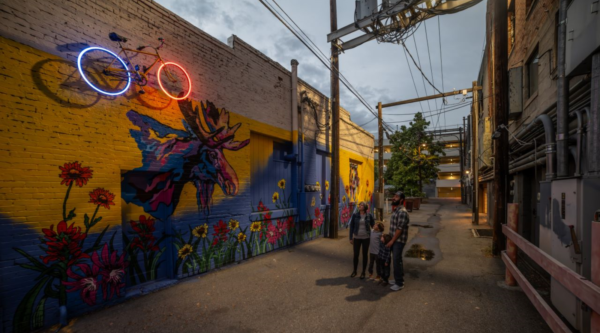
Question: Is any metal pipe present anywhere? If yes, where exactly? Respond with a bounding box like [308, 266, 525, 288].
[570, 109, 584, 176]
[514, 114, 555, 179]
[557, 0, 569, 177]
[291, 60, 299, 208]
[589, 53, 600, 176]
[510, 157, 547, 175]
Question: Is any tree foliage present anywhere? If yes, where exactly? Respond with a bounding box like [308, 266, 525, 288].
[384, 113, 445, 196]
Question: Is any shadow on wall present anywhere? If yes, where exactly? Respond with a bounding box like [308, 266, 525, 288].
[551, 198, 572, 246]
[31, 58, 103, 109]
[31, 56, 174, 111]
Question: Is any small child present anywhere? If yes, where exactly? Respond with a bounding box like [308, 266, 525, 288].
[377, 233, 392, 285]
[367, 222, 384, 280]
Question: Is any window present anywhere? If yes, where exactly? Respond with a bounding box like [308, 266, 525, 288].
[438, 172, 459, 180]
[526, 48, 539, 99]
[440, 156, 459, 165]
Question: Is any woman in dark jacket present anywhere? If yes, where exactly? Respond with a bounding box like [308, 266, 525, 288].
[349, 201, 375, 279]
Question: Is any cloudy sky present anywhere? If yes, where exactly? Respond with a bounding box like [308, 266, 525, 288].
[156, 0, 486, 135]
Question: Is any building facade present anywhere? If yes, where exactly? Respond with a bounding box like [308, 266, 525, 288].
[0, 1, 375, 332]
[471, 0, 600, 331]
[375, 127, 465, 198]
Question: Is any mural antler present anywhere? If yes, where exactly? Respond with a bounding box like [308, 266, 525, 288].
[122, 99, 249, 220]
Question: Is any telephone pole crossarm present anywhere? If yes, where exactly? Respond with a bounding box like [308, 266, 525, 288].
[380, 86, 482, 109]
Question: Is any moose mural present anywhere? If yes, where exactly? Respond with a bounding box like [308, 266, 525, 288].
[122, 99, 250, 220]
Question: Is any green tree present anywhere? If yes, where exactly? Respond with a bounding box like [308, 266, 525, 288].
[384, 113, 445, 197]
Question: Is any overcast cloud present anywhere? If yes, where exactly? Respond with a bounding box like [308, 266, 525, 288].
[156, 0, 486, 135]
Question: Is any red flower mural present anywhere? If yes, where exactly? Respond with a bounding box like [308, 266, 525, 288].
[130, 215, 159, 252]
[91, 244, 128, 300]
[212, 220, 230, 243]
[313, 207, 324, 228]
[63, 263, 100, 306]
[88, 188, 115, 209]
[40, 220, 89, 266]
[341, 206, 351, 225]
[59, 161, 93, 187]
[257, 201, 268, 212]
[266, 224, 280, 245]
[286, 216, 295, 230]
[276, 219, 287, 235]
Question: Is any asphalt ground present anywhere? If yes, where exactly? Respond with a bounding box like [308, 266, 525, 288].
[52, 198, 551, 333]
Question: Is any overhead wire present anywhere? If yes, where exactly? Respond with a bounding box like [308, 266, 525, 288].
[402, 46, 426, 117]
[423, 21, 439, 113]
[411, 35, 433, 116]
[262, 0, 395, 133]
[383, 102, 472, 123]
[437, 16, 447, 130]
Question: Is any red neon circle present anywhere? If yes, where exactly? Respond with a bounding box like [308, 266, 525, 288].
[157, 62, 192, 100]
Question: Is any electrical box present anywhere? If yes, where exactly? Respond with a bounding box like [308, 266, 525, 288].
[355, 0, 378, 20]
[550, 179, 581, 330]
[566, 0, 600, 76]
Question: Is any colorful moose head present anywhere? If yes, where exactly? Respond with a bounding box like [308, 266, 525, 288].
[122, 99, 249, 219]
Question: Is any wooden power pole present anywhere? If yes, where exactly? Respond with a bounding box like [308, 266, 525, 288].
[492, 0, 508, 255]
[472, 80, 479, 225]
[329, 0, 339, 239]
[377, 102, 384, 221]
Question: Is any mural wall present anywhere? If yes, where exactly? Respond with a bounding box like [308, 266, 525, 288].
[0, 1, 374, 332]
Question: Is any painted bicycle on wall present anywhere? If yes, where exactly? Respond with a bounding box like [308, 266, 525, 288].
[77, 32, 192, 99]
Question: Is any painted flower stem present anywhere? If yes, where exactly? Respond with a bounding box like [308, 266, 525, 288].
[62, 182, 73, 221]
[85, 205, 101, 235]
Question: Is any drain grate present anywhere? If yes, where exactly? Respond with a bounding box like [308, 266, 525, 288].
[472, 228, 494, 238]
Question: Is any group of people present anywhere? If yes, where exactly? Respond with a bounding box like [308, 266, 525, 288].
[348, 191, 409, 292]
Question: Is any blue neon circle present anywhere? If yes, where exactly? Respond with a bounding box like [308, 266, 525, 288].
[77, 47, 131, 96]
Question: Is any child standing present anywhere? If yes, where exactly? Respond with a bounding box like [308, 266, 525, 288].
[367, 222, 384, 280]
[377, 233, 392, 285]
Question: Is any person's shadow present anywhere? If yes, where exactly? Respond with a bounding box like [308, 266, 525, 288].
[316, 276, 390, 302]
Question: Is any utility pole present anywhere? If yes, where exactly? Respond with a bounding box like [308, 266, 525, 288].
[378, 102, 384, 221]
[329, 0, 339, 239]
[466, 115, 471, 205]
[472, 80, 479, 225]
[458, 124, 465, 203]
[418, 132, 423, 194]
[492, 0, 508, 255]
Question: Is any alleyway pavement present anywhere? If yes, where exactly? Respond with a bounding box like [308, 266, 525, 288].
[54, 199, 550, 333]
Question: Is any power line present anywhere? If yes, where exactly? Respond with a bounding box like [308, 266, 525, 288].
[401, 41, 443, 96]
[411, 35, 433, 116]
[384, 101, 471, 116]
[402, 46, 426, 115]
[383, 102, 472, 123]
[437, 16, 447, 130]
[423, 21, 439, 113]
[259, 0, 394, 132]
